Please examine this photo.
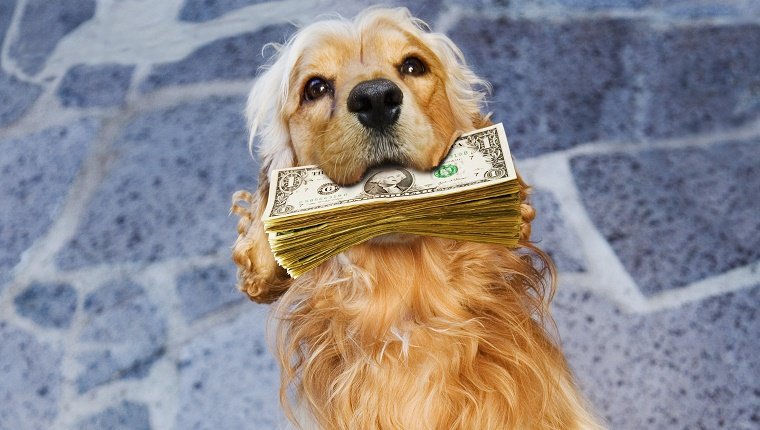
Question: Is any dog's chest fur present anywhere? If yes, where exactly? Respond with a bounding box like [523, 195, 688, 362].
[275, 237, 597, 429]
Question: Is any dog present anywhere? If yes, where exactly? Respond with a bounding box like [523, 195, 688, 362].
[231, 7, 604, 429]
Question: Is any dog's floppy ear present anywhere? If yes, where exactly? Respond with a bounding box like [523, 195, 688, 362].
[231, 41, 299, 303]
[416, 17, 491, 131]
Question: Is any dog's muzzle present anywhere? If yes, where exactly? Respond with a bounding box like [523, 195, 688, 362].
[347, 79, 402, 132]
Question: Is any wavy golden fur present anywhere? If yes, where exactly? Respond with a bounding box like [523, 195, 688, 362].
[232, 7, 604, 429]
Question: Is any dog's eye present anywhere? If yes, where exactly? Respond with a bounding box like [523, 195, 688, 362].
[304, 77, 333, 101]
[399, 57, 426, 76]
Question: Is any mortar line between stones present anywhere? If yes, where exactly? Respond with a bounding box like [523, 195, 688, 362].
[35, 0, 325, 84]
[124, 63, 154, 106]
[428, 2, 459, 33]
[49, 264, 136, 430]
[520, 119, 760, 166]
[520, 120, 760, 313]
[13, 116, 130, 275]
[0, 105, 144, 405]
[642, 261, 760, 313]
[519, 153, 650, 313]
[0, 0, 30, 80]
[45, 249, 245, 430]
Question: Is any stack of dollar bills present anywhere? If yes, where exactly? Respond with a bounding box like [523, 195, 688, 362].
[262, 123, 522, 277]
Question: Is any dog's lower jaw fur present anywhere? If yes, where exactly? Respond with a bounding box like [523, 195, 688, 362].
[270, 236, 601, 429]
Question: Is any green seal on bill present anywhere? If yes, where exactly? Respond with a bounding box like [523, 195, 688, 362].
[434, 163, 458, 178]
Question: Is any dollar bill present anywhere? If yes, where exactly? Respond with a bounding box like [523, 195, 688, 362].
[263, 123, 517, 221]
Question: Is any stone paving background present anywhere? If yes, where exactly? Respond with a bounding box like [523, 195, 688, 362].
[0, 0, 758, 429]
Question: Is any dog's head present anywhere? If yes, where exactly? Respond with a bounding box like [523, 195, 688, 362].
[246, 7, 490, 186]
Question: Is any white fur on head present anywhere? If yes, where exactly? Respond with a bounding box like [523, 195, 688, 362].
[244, 38, 300, 175]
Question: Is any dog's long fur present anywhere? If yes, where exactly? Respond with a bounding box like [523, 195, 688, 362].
[232, 8, 604, 429]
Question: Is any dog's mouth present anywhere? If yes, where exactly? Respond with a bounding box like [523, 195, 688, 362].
[364, 130, 411, 169]
[320, 128, 415, 186]
[315, 88, 460, 186]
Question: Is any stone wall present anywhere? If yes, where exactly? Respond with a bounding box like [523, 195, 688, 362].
[0, 0, 758, 428]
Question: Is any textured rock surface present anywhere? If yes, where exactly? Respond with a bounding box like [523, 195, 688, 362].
[176, 306, 284, 429]
[0, 120, 98, 285]
[0, 322, 62, 429]
[653, 0, 760, 18]
[179, 0, 269, 22]
[56, 96, 257, 270]
[140, 26, 293, 92]
[633, 24, 760, 139]
[57, 64, 135, 108]
[177, 264, 243, 321]
[554, 283, 760, 429]
[448, 18, 760, 158]
[78, 401, 152, 430]
[1, 1, 758, 429]
[178, 0, 443, 24]
[14, 282, 78, 328]
[530, 190, 586, 272]
[76, 281, 167, 393]
[0, 0, 42, 127]
[449, 17, 638, 157]
[570, 140, 760, 295]
[8, 0, 97, 76]
[0, 72, 42, 127]
[0, 0, 16, 47]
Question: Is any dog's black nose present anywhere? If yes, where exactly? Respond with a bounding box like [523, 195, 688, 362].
[347, 79, 403, 131]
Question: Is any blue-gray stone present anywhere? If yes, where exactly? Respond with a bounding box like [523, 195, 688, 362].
[570, 140, 760, 295]
[552, 284, 760, 429]
[76, 281, 167, 393]
[176, 305, 284, 429]
[0, 70, 43, 127]
[57, 64, 135, 108]
[0, 0, 17, 47]
[486, 0, 757, 15]
[0, 322, 62, 428]
[178, 0, 442, 25]
[648, 0, 760, 19]
[177, 264, 243, 322]
[56, 96, 257, 270]
[448, 17, 637, 158]
[78, 401, 151, 430]
[14, 282, 78, 328]
[323, 0, 444, 26]
[448, 17, 760, 157]
[551, 0, 650, 8]
[0, 119, 98, 286]
[631, 23, 760, 139]
[8, 0, 97, 76]
[178, 0, 268, 22]
[402, 0, 444, 24]
[530, 190, 586, 272]
[0, 1, 42, 125]
[140, 25, 293, 92]
[660, 3, 740, 18]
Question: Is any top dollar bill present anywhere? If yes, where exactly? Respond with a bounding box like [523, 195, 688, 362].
[263, 123, 517, 221]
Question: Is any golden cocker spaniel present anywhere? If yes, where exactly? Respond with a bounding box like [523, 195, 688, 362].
[232, 7, 604, 429]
